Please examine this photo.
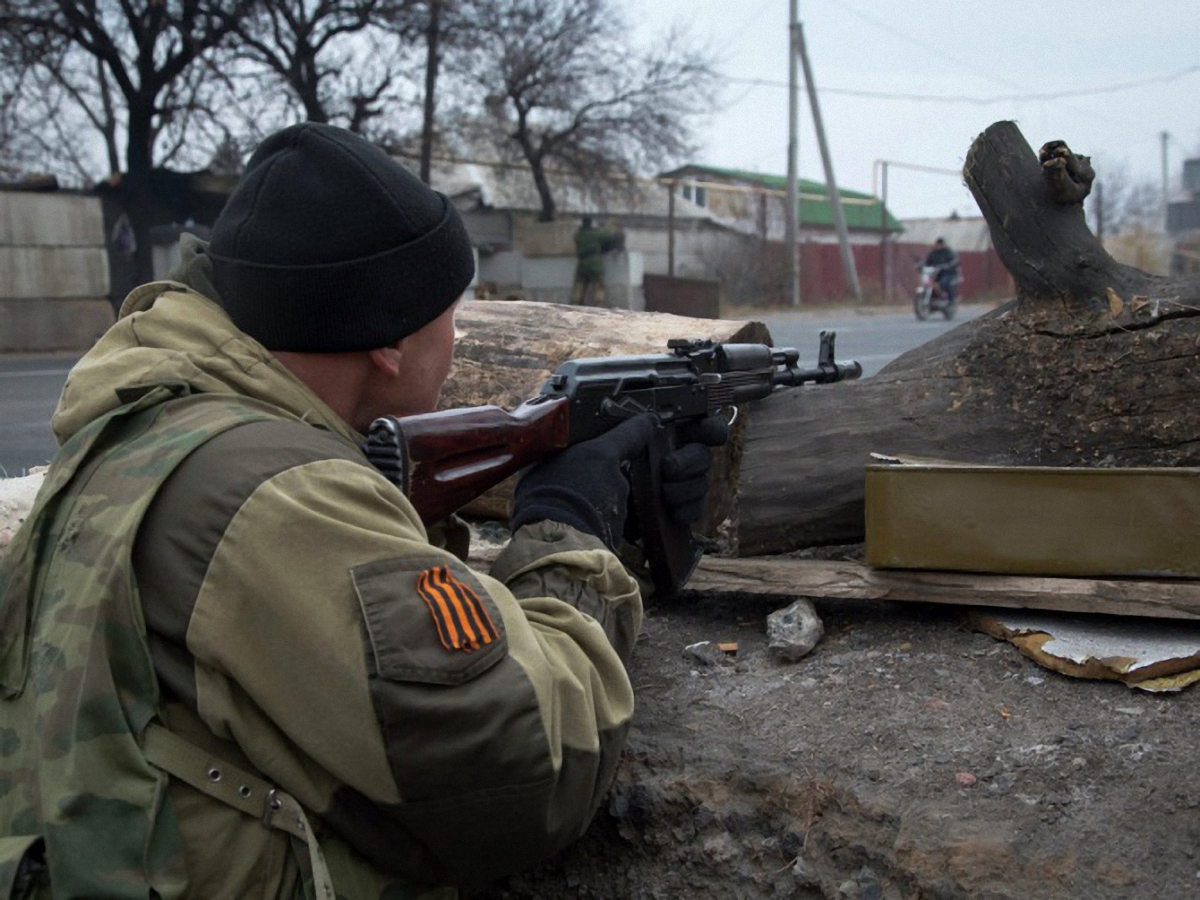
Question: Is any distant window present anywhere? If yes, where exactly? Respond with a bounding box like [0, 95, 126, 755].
[679, 181, 706, 207]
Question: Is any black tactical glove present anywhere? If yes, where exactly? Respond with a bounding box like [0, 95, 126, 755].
[659, 414, 731, 525]
[510, 414, 657, 549]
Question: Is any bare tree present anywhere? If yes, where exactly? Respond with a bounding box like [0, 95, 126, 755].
[417, 0, 441, 181]
[1091, 159, 1162, 236]
[695, 231, 789, 307]
[1090, 159, 1171, 274]
[462, 0, 715, 221]
[0, 0, 254, 279]
[402, 0, 485, 183]
[229, 0, 419, 134]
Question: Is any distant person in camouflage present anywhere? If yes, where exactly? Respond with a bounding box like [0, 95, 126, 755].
[0, 124, 722, 897]
[573, 216, 623, 306]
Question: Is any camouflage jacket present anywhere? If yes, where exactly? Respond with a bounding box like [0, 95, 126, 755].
[573, 226, 621, 280]
[0, 237, 644, 898]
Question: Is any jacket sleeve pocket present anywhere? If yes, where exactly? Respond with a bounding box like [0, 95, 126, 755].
[351, 553, 507, 686]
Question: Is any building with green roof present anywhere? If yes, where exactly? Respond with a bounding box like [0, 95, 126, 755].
[658, 164, 902, 239]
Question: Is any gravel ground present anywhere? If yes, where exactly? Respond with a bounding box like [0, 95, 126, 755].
[476, 584, 1200, 899]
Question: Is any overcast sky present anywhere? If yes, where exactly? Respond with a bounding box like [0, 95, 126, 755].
[624, 0, 1200, 222]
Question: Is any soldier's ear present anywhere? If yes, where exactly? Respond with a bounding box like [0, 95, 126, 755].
[368, 341, 405, 377]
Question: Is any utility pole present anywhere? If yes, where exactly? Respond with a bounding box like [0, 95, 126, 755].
[667, 181, 676, 277]
[785, 0, 800, 307]
[797, 21, 861, 303]
[1161, 130, 1171, 231]
[879, 161, 889, 304]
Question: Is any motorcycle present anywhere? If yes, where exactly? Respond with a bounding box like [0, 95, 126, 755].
[914, 265, 961, 321]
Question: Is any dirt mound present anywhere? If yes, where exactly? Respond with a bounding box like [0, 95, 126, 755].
[475, 593, 1199, 899]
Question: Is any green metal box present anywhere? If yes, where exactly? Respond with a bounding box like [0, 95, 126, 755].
[864, 455, 1200, 578]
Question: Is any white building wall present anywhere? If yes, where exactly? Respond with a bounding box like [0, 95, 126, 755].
[0, 191, 114, 351]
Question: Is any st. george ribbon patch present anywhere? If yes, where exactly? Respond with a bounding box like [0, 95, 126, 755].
[416, 565, 501, 652]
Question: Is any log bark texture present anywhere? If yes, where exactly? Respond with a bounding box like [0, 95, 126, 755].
[732, 120, 1200, 556]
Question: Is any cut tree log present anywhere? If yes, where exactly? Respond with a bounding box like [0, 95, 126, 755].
[439, 299, 770, 521]
[731, 120, 1200, 556]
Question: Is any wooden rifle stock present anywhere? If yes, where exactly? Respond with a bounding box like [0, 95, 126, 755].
[368, 397, 571, 526]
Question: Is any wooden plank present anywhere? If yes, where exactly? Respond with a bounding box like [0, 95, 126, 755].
[688, 557, 1200, 621]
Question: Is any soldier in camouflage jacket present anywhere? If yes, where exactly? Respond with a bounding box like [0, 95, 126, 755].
[0, 123, 721, 898]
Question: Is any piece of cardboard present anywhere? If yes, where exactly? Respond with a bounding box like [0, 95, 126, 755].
[865, 454, 1200, 578]
[973, 610, 1200, 692]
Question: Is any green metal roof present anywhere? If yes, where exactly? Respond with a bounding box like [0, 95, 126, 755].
[666, 165, 903, 233]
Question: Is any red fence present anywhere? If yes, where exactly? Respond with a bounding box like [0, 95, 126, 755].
[794, 241, 1013, 305]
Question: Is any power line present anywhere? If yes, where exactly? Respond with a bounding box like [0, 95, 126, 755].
[722, 65, 1200, 106]
[725, 0, 777, 48]
[814, 0, 1135, 126]
[826, 0, 1026, 93]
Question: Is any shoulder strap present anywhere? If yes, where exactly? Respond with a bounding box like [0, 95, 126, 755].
[142, 725, 335, 900]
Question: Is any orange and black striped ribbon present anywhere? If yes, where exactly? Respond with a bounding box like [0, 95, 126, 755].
[416, 566, 500, 652]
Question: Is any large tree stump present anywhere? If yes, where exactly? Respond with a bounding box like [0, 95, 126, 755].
[731, 120, 1200, 556]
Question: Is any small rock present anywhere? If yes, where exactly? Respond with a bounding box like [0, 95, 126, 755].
[1117, 724, 1142, 742]
[956, 772, 978, 787]
[683, 641, 725, 667]
[767, 598, 824, 662]
[991, 772, 1017, 794]
[791, 856, 820, 887]
[780, 830, 804, 857]
[609, 793, 629, 818]
[475, 520, 510, 543]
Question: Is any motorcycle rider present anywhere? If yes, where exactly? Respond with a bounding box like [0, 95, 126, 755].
[923, 237, 961, 303]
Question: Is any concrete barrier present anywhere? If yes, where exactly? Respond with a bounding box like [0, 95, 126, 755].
[0, 191, 114, 351]
[601, 251, 645, 311]
[0, 246, 109, 299]
[0, 191, 104, 246]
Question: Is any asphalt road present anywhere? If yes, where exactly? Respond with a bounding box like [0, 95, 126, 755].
[755, 301, 993, 378]
[0, 302, 994, 476]
[0, 353, 79, 476]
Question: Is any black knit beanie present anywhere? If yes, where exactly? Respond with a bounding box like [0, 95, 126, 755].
[208, 122, 475, 352]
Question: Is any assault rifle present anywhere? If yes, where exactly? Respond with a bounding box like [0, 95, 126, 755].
[365, 332, 861, 595]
